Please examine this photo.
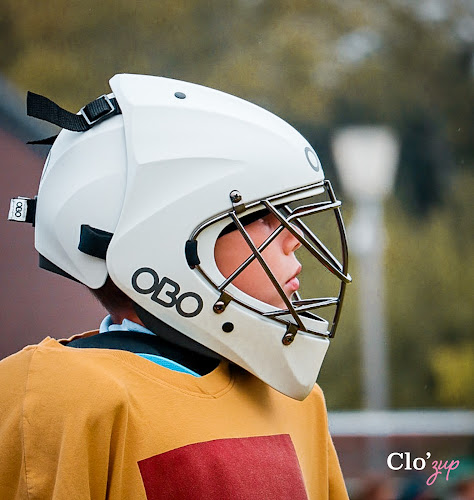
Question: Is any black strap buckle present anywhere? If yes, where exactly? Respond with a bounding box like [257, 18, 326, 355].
[80, 95, 115, 126]
[27, 91, 122, 135]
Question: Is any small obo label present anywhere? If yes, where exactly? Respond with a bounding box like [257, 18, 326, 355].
[8, 198, 28, 222]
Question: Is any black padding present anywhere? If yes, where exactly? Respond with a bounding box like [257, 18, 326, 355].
[27, 135, 58, 145]
[67, 328, 220, 376]
[185, 240, 200, 268]
[219, 208, 270, 237]
[25, 198, 37, 225]
[39, 254, 79, 282]
[78, 225, 113, 259]
[134, 304, 222, 366]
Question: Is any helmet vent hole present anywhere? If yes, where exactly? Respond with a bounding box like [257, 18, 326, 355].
[174, 92, 186, 99]
[222, 322, 234, 333]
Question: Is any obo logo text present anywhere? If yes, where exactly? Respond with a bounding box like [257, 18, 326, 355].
[132, 267, 203, 318]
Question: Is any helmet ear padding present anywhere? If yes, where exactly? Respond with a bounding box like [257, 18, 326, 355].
[185, 240, 200, 268]
[78, 225, 113, 260]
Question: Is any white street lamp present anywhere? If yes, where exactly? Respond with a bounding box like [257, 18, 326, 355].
[332, 126, 399, 411]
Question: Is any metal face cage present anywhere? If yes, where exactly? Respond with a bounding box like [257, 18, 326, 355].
[190, 180, 352, 339]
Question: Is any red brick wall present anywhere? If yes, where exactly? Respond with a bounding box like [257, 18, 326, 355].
[0, 129, 104, 359]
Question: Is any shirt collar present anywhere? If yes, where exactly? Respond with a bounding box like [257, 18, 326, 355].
[99, 315, 155, 336]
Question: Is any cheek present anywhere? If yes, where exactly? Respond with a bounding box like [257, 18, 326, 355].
[214, 226, 288, 308]
[214, 234, 251, 277]
[214, 226, 276, 277]
[214, 235, 281, 301]
[214, 232, 271, 289]
[233, 257, 272, 293]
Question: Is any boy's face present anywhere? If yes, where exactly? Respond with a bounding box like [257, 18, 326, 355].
[214, 214, 302, 308]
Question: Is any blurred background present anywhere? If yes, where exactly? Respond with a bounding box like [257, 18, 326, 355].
[0, 0, 472, 498]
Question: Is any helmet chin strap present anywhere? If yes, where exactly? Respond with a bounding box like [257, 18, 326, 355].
[134, 303, 222, 362]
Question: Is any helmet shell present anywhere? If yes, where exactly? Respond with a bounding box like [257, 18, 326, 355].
[36, 74, 332, 400]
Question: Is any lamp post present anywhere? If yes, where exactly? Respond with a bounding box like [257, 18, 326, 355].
[331, 126, 399, 411]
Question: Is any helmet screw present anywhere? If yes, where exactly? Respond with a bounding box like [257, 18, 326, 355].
[229, 190, 242, 204]
[213, 301, 226, 314]
[282, 332, 295, 346]
[222, 322, 234, 333]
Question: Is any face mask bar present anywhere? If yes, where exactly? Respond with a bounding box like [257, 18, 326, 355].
[190, 180, 351, 339]
[260, 180, 351, 337]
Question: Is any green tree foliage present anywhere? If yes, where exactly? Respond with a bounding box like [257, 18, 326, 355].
[430, 343, 474, 407]
[385, 170, 474, 408]
[2, 0, 471, 154]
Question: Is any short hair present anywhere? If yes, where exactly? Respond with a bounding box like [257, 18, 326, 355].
[88, 277, 134, 314]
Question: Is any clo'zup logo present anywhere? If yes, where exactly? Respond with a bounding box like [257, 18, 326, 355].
[131, 267, 203, 318]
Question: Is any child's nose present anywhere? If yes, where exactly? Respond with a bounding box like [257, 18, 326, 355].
[282, 223, 303, 254]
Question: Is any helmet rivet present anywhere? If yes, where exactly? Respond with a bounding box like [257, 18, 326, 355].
[222, 322, 234, 333]
[174, 92, 186, 99]
[229, 190, 242, 204]
[282, 332, 295, 346]
[213, 301, 226, 314]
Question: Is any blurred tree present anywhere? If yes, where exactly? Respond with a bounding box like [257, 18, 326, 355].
[384, 169, 474, 408]
[430, 343, 474, 407]
[2, 0, 471, 169]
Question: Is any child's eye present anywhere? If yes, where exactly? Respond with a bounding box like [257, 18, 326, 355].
[260, 214, 278, 229]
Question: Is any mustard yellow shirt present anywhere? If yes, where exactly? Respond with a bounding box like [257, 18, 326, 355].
[0, 331, 348, 499]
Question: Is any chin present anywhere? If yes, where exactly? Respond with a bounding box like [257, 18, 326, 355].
[271, 297, 290, 310]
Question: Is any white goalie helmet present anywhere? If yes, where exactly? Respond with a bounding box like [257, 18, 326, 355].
[19, 74, 351, 400]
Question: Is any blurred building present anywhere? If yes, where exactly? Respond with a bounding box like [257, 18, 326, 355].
[0, 75, 104, 360]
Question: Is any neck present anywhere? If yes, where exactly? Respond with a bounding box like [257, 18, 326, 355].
[134, 303, 222, 361]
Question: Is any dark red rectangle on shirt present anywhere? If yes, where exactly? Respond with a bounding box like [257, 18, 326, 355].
[138, 434, 309, 500]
